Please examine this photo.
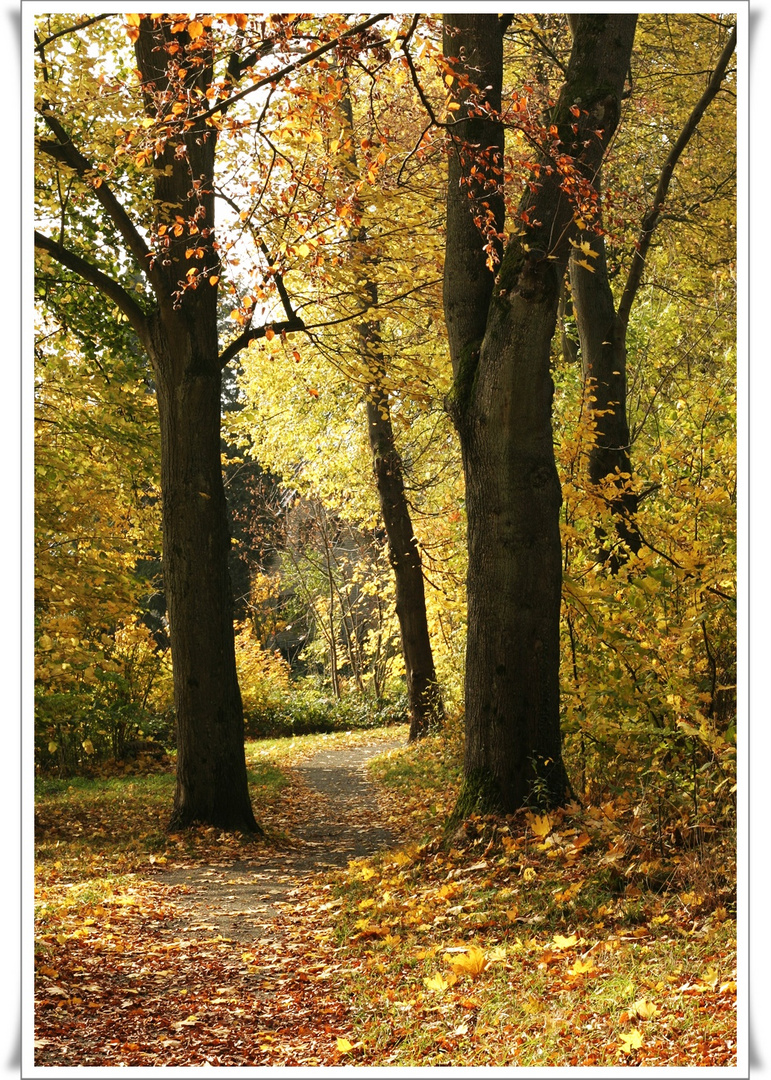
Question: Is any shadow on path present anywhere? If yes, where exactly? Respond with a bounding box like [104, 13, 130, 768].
[154, 740, 404, 943]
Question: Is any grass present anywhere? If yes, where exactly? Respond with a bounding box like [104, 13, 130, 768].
[309, 731, 739, 1067]
[33, 725, 736, 1068]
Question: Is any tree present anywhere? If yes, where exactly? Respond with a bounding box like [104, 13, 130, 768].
[34, 13, 388, 830]
[568, 18, 736, 568]
[442, 14, 638, 813]
[335, 79, 445, 740]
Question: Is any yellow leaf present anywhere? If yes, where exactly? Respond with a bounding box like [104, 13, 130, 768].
[423, 972, 456, 992]
[570, 957, 595, 975]
[523, 867, 536, 882]
[552, 933, 578, 950]
[48, 741, 58, 754]
[297, 243, 311, 257]
[81, 739, 94, 755]
[444, 945, 487, 978]
[336, 1037, 353, 1053]
[126, 13, 141, 26]
[632, 997, 659, 1019]
[505, 907, 519, 922]
[619, 1028, 643, 1053]
[527, 812, 552, 838]
[209, 276, 219, 286]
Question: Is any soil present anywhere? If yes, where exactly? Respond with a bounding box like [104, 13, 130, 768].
[153, 740, 404, 944]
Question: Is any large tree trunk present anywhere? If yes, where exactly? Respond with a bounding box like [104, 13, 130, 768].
[150, 320, 259, 831]
[443, 14, 637, 814]
[134, 19, 259, 832]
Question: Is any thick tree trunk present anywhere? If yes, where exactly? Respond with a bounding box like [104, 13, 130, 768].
[443, 14, 637, 814]
[134, 19, 259, 831]
[151, 321, 259, 832]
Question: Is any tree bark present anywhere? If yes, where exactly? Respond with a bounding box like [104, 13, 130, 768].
[131, 19, 260, 831]
[149, 320, 258, 831]
[569, 23, 735, 569]
[443, 14, 637, 814]
[569, 239, 641, 568]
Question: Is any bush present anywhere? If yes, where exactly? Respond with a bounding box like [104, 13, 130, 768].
[242, 683, 409, 740]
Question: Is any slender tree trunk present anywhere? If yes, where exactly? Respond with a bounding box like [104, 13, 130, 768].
[569, 241, 641, 568]
[443, 13, 637, 814]
[365, 379, 445, 740]
[338, 80, 444, 739]
[568, 23, 735, 570]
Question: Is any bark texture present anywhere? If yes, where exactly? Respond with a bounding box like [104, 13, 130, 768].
[134, 20, 258, 831]
[568, 23, 735, 570]
[570, 242, 641, 567]
[443, 14, 637, 814]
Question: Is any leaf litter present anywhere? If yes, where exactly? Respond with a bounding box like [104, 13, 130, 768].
[35, 727, 736, 1067]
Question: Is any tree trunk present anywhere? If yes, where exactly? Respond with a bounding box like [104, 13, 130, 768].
[443, 13, 637, 815]
[150, 320, 259, 831]
[134, 19, 259, 831]
[568, 23, 735, 569]
[337, 79, 444, 739]
[365, 384, 445, 740]
[569, 242, 641, 568]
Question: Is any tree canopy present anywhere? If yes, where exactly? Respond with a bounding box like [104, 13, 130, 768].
[34, 11, 736, 838]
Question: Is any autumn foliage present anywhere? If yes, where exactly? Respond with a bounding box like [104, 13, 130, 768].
[33, 10, 738, 1070]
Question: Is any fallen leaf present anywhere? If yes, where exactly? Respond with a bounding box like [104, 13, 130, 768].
[570, 957, 595, 975]
[552, 933, 578, 950]
[444, 945, 487, 978]
[619, 1028, 643, 1053]
[631, 997, 659, 1019]
[336, 1037, 353, 1053]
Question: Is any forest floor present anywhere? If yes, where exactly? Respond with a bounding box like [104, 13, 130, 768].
[33, 726, 738, 1068]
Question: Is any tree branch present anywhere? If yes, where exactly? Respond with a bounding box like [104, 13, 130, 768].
[35, 231, 150, 347]
[35, 14, 112, 52]
[218, 318, 306, 368]
[36, 110, 161, 295]
[199, 14, 390, 121]
[617, 23, 736, 331]
[218, 276, 442, 367]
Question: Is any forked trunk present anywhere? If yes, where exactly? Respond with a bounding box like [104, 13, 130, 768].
[443, 13, 637, 815]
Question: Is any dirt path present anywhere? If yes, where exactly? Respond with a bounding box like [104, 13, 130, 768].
[154, 740, 404, 944]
